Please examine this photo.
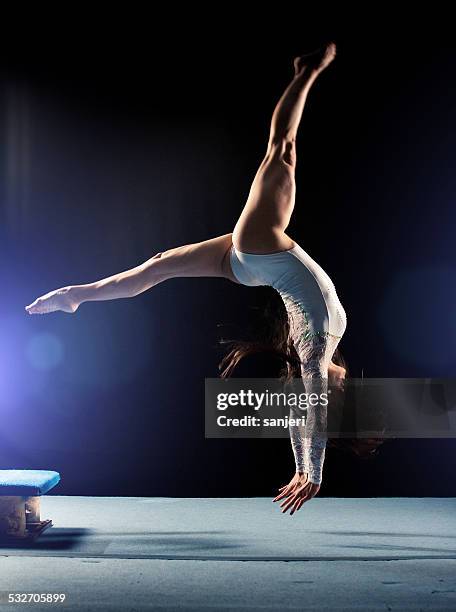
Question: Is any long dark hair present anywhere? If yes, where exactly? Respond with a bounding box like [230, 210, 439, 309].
[218, 289, 384, 459]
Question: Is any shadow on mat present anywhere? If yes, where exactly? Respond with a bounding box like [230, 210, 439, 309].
[337, 543, 456, 554]
[319, 531, 456, 539]
[102, 531, 245, 552]
[98, 530, 231, 537]
[0, 528, 91, 551]
[0, 530, 246, 555]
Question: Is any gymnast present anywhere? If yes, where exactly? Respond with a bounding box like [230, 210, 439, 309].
[26, 42, 352, 515]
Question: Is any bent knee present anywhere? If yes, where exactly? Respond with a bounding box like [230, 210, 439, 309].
[282, 140, 297, 166]
[266, 137, 297, 167]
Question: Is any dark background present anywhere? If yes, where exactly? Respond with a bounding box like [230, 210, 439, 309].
[0, 12, 455, 496]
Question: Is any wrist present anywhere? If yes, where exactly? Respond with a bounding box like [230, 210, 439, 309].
[307, 474, 321, 486]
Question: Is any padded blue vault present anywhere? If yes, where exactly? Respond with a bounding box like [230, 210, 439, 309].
[0, 470, 60, 496]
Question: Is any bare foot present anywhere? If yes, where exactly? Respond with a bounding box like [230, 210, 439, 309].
[25, 286, 79, 315]
[293, 42, 337, 76]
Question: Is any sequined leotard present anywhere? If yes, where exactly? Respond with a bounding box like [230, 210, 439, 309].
[230, 242, 347, 484]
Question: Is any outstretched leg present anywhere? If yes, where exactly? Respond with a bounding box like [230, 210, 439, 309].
[233, 43, 336, 254]
[26, 234, 239, 314]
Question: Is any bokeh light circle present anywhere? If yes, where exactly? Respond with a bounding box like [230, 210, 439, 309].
[25, 332, 64, 371]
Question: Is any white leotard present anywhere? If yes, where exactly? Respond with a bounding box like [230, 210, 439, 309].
[230, 242, 347, 484]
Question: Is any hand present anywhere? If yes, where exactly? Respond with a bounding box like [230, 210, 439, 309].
[273, 472, 320, 515]
[274, 472, 302, 499]
[25, 286, 80, 315]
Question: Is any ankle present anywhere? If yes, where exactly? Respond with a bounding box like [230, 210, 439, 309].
[294, 65, 319, 85]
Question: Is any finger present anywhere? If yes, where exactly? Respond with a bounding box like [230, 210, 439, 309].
[290, 498, 303, 515]
[299, 487, 315, 506]
[290, 497, 302, 515]
[307, 489, 319, 501]
[306, 484, 319, 500]
[282, 497, 298, 514]
[279, 493, 294, 509]
[289, 496, 308, 514]
[273, 489, 290, 502]
[281, 493, 299, 513]
[273, 484, 296, 502]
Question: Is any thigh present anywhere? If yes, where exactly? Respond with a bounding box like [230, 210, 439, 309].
[233, 144, 296, 253]
[143, 233, 240, 284]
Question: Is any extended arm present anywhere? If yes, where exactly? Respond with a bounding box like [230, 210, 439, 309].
[289, 371, 328, 486]
[289, 334, 330, 485]
[289, 408, 307, 475]
[275, 377, 326, 514]
[274, 342, 328, 514]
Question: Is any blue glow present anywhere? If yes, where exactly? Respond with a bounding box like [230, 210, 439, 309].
[378, 265, 456, 370]
[59, 300, 153, 389]
[25, 332, 64, 371]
